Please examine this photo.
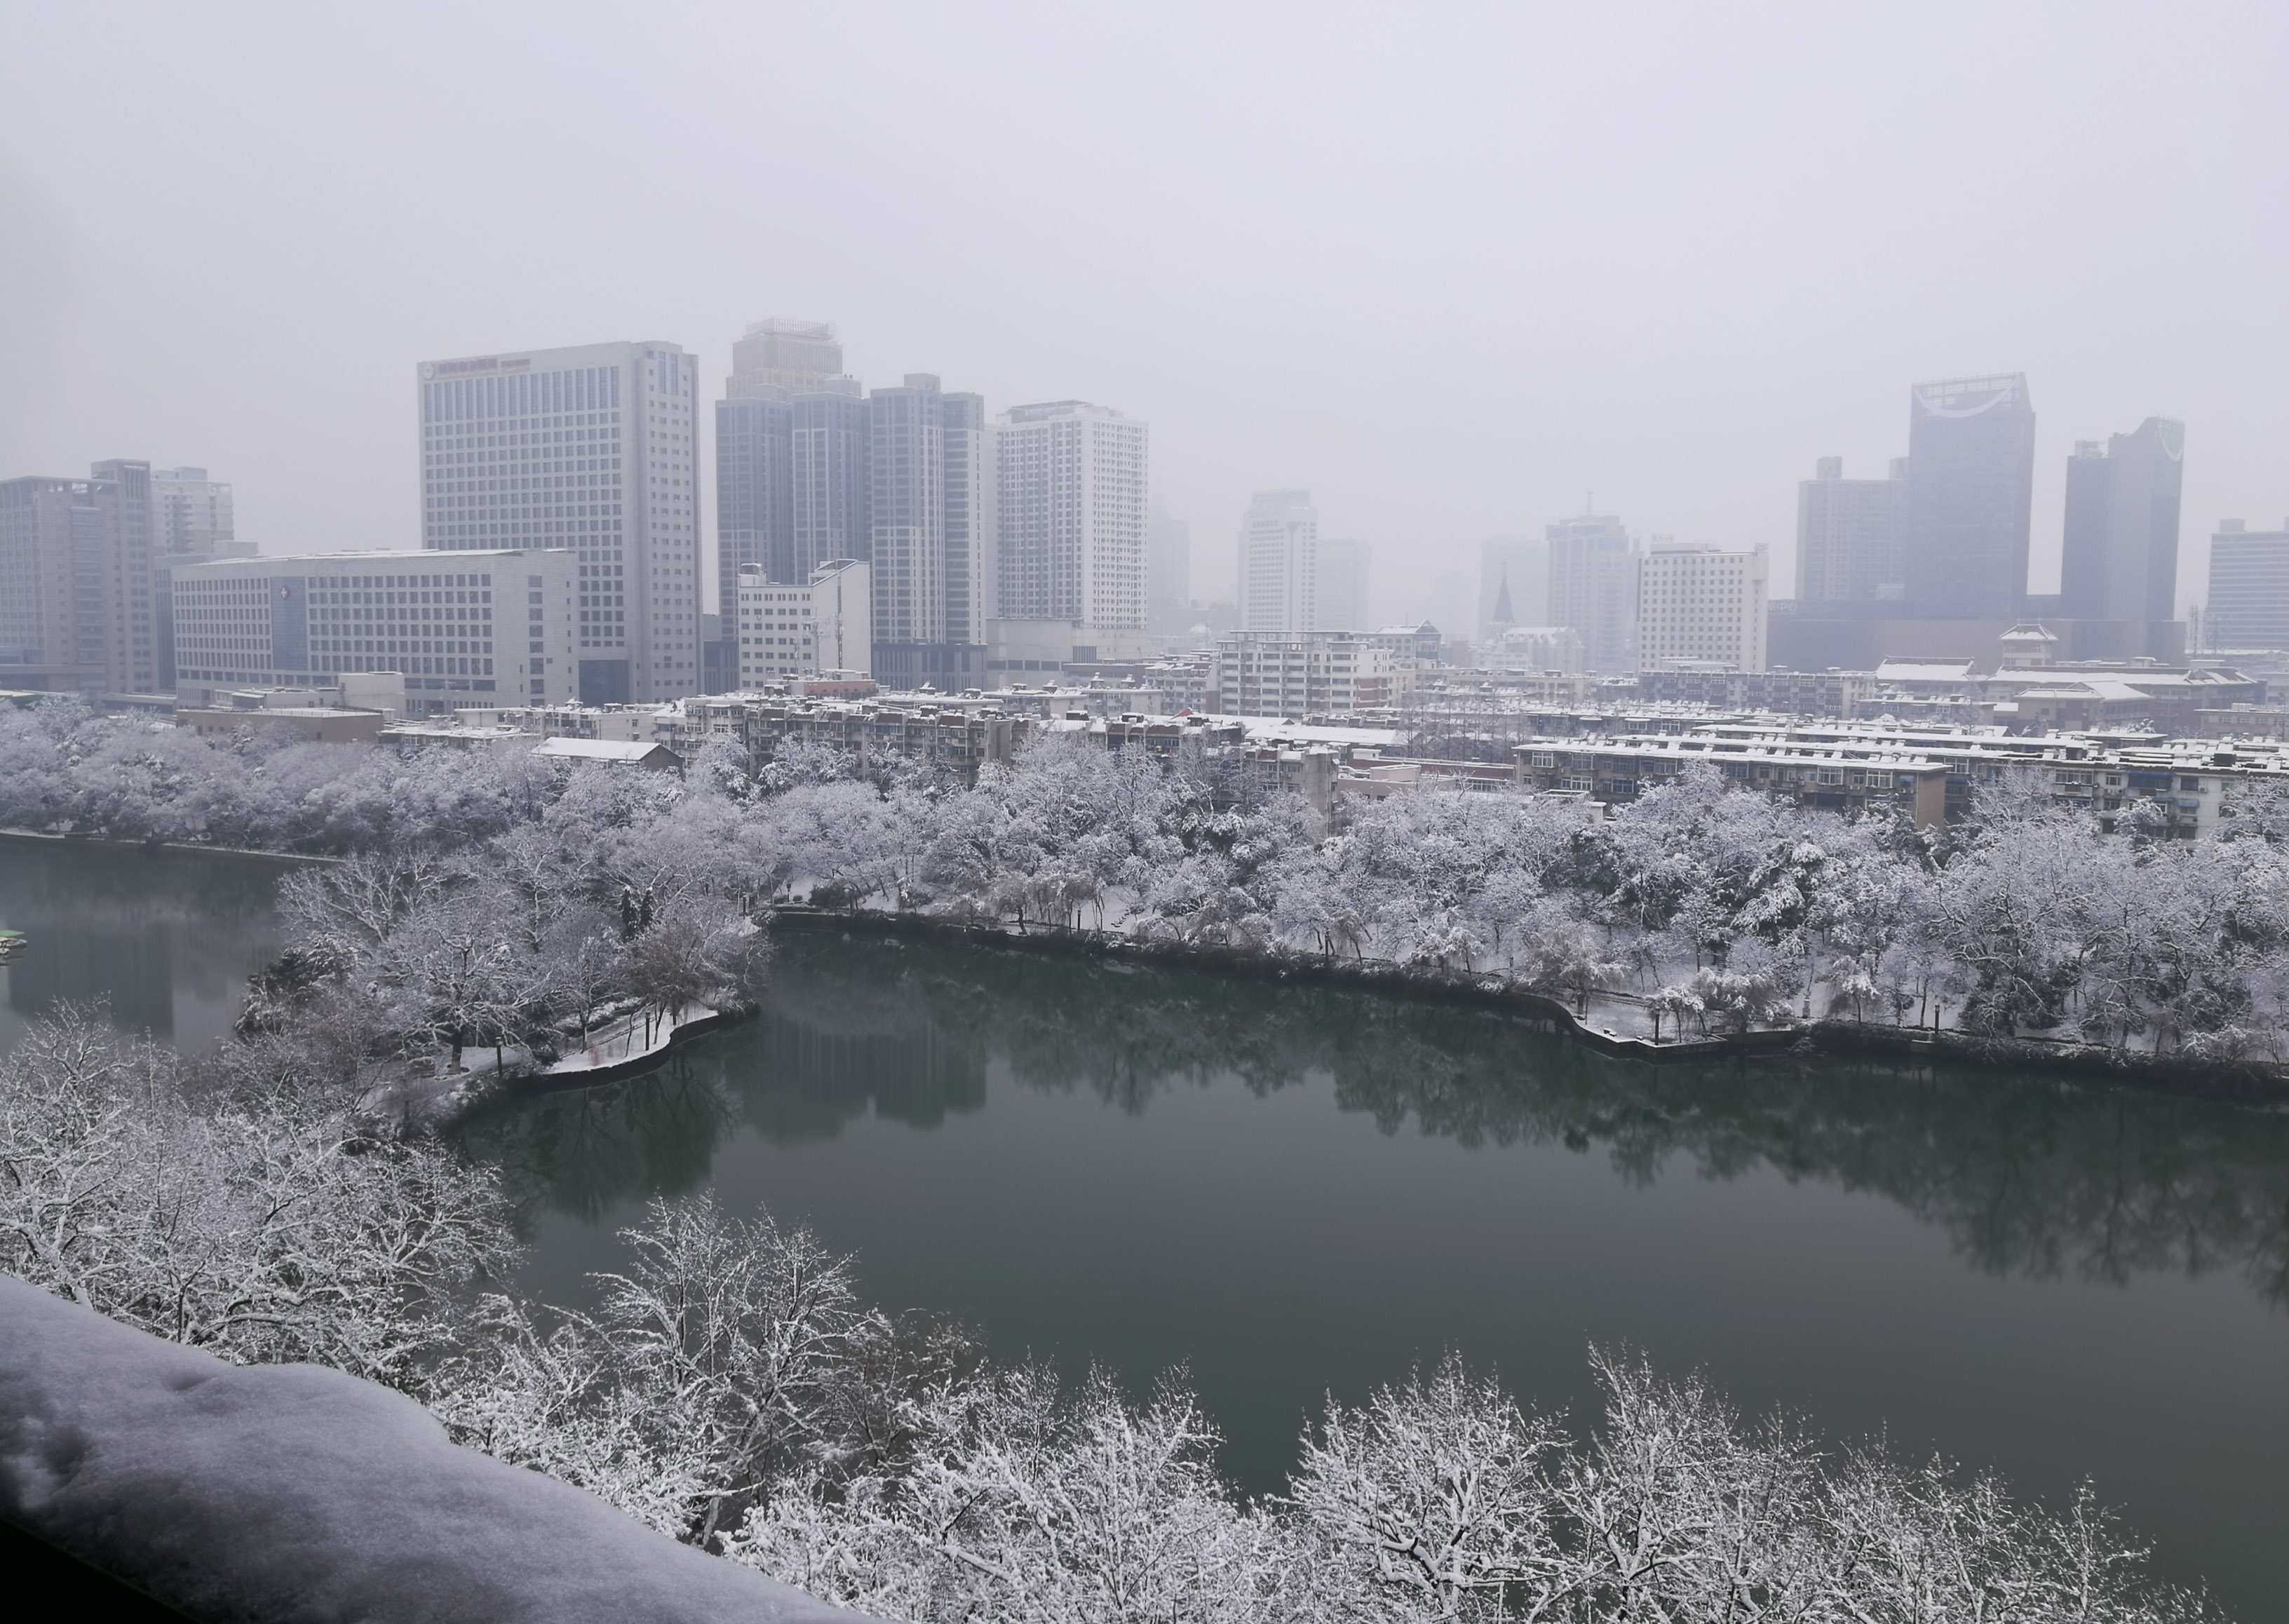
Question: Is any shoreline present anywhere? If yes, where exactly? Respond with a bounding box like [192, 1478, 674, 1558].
[769, 905, 2289, 1105]
[0, 827, 342, 867]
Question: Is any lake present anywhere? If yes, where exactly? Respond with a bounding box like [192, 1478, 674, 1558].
[0, 840, 285, 1057]
[2, 842, 2282, 1613]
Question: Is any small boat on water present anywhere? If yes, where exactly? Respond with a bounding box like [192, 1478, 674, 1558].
[0, 929, 25, 963]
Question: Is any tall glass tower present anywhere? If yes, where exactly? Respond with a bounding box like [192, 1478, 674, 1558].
[1902, 373, 2036, 618]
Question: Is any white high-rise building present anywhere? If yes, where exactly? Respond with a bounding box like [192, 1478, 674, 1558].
[170, 547, 581, 712]
[994, 400, 1149, 636]
[1638, 543, 1768, 672]
[419, 340, 701, 704]
[731, 558, 871, 686]
[1238, 489, 1318, 632]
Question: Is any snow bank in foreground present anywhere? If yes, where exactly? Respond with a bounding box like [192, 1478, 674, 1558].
[0, 1276, 869, 1623]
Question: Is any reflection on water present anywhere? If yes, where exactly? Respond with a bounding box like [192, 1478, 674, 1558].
[0, 841, 285, 1057]
[471, 932, 2289, 1306]
[464, 929, 2289, 1612]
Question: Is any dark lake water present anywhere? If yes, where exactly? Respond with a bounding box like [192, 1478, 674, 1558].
[461, 928, 2289, 1615]
[2, 843, 2282, 1613]
[0, 841, 284, 1056]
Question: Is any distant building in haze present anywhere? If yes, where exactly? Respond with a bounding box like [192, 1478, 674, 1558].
[2061, 417, 2185, 623]
[0, 473, 147, 693]
[1238, 489, 1319, 632]
[151, 466, 235, 555]
[2205, 519, 2289, 650]
[1903, 373, 2036, 618]
[1147, 506, 1191, 633]
[729, 318, 849, 394]
[1477, 537, 1548, 643]
[1795, 456, 1906, 602]
[1638, 543, 1768, 672]
[419, 339, 701, 703]
[1316, 537, 1371, 630]
[1546, 514, 1637, 673]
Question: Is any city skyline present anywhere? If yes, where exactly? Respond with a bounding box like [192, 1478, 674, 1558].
[8, 6, 2281, 637]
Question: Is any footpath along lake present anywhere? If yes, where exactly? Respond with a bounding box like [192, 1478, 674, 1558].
[4, 844, 2285, 1613]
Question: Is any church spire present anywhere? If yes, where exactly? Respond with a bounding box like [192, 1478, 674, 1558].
[1492, 565, 1514, 628]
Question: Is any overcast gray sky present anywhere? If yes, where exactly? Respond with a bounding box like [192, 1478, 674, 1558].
[4, 0, 2283, 626]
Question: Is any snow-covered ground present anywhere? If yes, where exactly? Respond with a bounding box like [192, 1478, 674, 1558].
[0, 1275, 867, 1623]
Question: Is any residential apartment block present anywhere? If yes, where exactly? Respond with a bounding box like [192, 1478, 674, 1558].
[0, 471, 154, 694]
[1207, 629, 1410, 717]
[731, 558, 871, 687]
[994, 400, 1149, 639]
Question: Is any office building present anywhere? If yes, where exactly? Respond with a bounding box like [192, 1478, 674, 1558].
[1207, 629, 1410, 717]
[868, 374, 988, 688]
[0, 473, 151, 693]
[170, 548, 581, 712]
[1147, 506, 1191, 633]
[1795, 456, 1906, 602]
[1903, 373, 2036, 618]
[994, 400, 1150, 638]
[1638, 543, 1769, 672]
[2206, 520, 2289, 650]
[1316, 538, 1371, 630]
[1238, 489, 1319, 631]
[1477, 537, 1548, 643]
[731, 558, 871, 686]
[1546, 514, 1637, 673]
[419, 340, 701, 704]
[2062, 417, 2185, 623]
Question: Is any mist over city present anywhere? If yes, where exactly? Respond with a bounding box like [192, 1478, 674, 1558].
[5, 6, 2289, 1623]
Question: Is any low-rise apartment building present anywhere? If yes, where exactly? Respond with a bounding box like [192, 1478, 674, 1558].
[171, 548, 581, 714]
[1207, 630, 1410, 717]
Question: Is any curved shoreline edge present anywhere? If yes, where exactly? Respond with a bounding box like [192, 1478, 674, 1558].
[767, 906, 2289, 1107]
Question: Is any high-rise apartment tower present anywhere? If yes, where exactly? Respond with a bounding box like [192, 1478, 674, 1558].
[869, 374, 988, 688]
[419, 340, 702, 703]
[994, 400, 1149, 635]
